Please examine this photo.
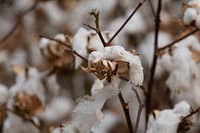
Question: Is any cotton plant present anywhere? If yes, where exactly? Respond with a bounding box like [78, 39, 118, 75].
[61, 44, 144, 132]
[183, 0, 200, 28]
[146, 101, 193, 133]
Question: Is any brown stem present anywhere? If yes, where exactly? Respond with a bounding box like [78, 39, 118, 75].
[105, 0, 147, 46]
[159, 28, 199, 51]
[132, 88, 145, 133]
[146, 0, 162, 127]
[118, 92, 133, 133]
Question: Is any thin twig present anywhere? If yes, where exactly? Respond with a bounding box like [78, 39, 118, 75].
[39, 35, 88, 62]
[146, 0, 162, 126]
[132, 88, 145, 133]
[0, 0, 38, 45]
[105, 0, 147, 46]
[118, 92, 133, 133]
[86, 9, 106, 46]
[159, 28, 199, 51]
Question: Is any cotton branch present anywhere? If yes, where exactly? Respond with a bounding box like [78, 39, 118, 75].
[158, 28, 199, 51]
[118, 92, 133, 133]
[39, 35, 88, 62]
[146, 0, 162, 125]
[84, 9, 106, 47]
[0, 0, 38, 46]
[132, 88, 145, 133]
[85, 0, 147, 47]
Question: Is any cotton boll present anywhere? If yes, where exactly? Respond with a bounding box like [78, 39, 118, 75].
[63, 77, 121, 133]
[0, 84, 8, 104]
[166, 47, 192, 92]
[183, 8, 197, 25]
[173, 101, 190, 116]
[147, 110, 179, 133]
[147, 101, 191, 133]
[37, 97, 72, 123]
[73, 27, 90, 69]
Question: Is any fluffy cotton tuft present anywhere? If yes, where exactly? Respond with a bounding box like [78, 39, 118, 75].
[63, 77, 121, 133]
[147, 101, 191, 133]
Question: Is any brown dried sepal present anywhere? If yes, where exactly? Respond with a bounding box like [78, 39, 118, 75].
[0, 104, 7, 125]
[81, 59, 130, 82]
[13, 92, 44, 117]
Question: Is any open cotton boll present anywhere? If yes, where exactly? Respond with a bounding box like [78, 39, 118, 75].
[73, 27, 90, 69]
[9, 67, 45, 107]
[166, 47, 192, 93]
[0, 84, 8, 104]
[63, 77, 121, 133]
[147, 110, 179, 133]
[147, 101, 191, 133]
[87, 45, 144, 86]
[183, 8, 197, 25]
